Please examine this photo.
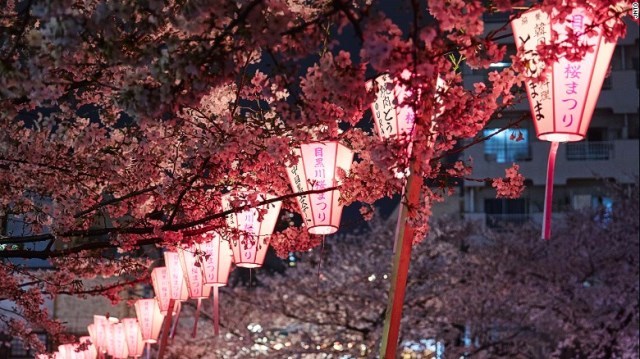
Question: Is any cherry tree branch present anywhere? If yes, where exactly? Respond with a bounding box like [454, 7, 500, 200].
[0, 186, 338, 258]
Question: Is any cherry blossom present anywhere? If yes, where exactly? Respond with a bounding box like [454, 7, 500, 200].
[0, 0, 632, 352]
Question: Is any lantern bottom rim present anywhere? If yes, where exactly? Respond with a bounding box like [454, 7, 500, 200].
[308, 225, 338, 235]
[236, 263, 263, 268]
[538, 133, 584, 142]
[205, 283, 228, 287]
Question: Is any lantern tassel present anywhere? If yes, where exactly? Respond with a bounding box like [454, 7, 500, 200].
[192, 298, 201, 337]
[212, 286, 220, 336]
[146, 342, 151, 359]
[170, 301, 181, 342]
[542, 141, 559, 240]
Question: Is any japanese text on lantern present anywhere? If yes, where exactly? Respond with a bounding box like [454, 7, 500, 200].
[520, 12, 552, 123]
[373, 75, 395, 137]
[141, 301, 151, 338]
[313, 147, 328, 223]
[189, 264, 202, 296]
[242, 210, 257, 253]
[559, 14, 584, 128]
[201, 241, 216, 282]
[157, 269, 169, 308]
[289, 164, 311, 216]
[167, 254, 183, 299]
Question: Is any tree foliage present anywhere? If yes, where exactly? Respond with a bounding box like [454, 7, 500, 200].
[0, 0, 635, 353]
[167, 182, 638, 358]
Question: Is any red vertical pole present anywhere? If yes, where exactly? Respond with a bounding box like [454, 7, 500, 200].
[379, 155, 422, 358]
[542, 141, 559, 240]
[156, 299, 174, 359]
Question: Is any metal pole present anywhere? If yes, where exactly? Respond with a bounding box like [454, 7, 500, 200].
[192, 298, 202, 337]
[212, 287, 220, 336]
[156, 299, 175, 359]
[379, 156, 422, 358]
[170, 301, 181, 342]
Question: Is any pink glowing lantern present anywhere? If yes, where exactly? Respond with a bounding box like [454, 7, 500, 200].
[198, 231, 234, 336]
[223, 192, 282, 267]
[198, 231, 234, 287]
[512, 6, 619, 239]
[178, 244, 214, 336]
[122, 318, 146, 358]
[368, 72, 416, 140]
[107, 323, 129, 359]
[163, 251, 190, 302]
[368, 73, 446, 140]
[92, 315, 118, 353]
[86, 324, 97, 351]
[367, 72, 446, 178]
[286, 142, 354, 235]
[178, 245, 212, 299]
[57, 344, 75, 359]
[105, 323, 117, 358]
[134, 299, 164, 343]
[151, 267, 178, 315]
[78, 336, 97, 359]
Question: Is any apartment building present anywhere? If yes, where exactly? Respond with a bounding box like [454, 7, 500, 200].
[460, 16, 639, 229]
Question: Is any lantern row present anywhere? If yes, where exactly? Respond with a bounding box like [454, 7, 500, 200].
[38, 6, 620, 358]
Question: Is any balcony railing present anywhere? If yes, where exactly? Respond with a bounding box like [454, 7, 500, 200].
[565, 141, 614, 161]
[486, 213, 530, 229]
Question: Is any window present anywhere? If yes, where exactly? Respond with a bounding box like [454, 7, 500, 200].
[483, 129, 530, 163]
[3, 333, 48, 358]
[483, 12, 512, 23]
[593, 196, 613, 227]
[484, 198, 529, 229]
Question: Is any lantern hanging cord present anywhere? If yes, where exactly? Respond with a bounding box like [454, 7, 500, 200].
[212, 286, 220, 336]
[542, 141, 559, 240]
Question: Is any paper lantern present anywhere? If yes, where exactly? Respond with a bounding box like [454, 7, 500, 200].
[58, 344, 76, 359]
[368, 73, 446, 140]
[178, 245, 213, 299]
[367, 73, 446, 178]
[151, 267, 178, 315]
[92, 315, 118, 353]
[105, 323, 117, 358]
[198, 231, 234, 286]
[122, 318, 146, 358]
[286, 142, 354, 235]
[222, 192, 282, 267]
[368, 72, 414, 140]
[78, 336, 97, 359]
[163, 251, 190, 301]
[107, 323, 129, 359]
[86, 324, 97, 351]
[134, 299, 165, 343]
[512, 6, 619, 239]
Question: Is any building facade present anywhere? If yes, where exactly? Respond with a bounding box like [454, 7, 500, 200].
[460, 16, 639, 229]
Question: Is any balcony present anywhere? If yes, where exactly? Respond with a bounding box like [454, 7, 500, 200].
[485, 213, 530, 229]
[565, 141, 614, 161]
[464, 212, 563, 231]
[464, 139, 639, 186]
